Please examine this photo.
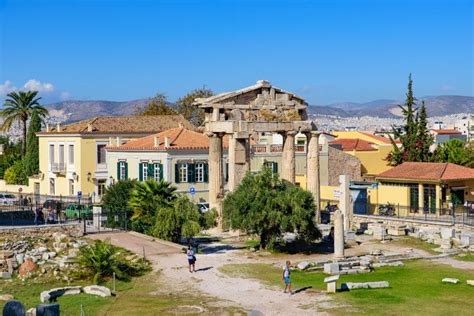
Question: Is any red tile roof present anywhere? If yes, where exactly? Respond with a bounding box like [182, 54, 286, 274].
[360, 132, 393, 144]
[431, 129, 462, 135]
[107, 127, 228, 151]
[330, 138, 377, 151]
[377, 162, 474, 181]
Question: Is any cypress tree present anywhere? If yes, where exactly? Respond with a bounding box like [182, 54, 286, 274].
[24, 110, 42, 176]
[387, 75, 433, 165]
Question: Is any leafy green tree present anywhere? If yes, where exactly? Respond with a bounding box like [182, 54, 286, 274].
[387, 75, 434, 165]
[129, 179, 177, 234]
[23, 110, 42, 176]
[136, 93, 177, 116]
[1, 91, 48, 154]
[434, 139, 471, 166]
[153, 195, 202, 242]
[4, 160, 27, 185]
[223, 168, 320, 249]
[102, 179, 136, 227]
[0, 137, 22, 179]
[173, 87, 213, 126]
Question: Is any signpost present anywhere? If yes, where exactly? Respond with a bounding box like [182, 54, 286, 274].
[189, 187, 196, 196]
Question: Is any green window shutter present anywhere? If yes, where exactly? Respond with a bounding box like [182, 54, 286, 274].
[139, 163, 143, 181]
[175, 163, 180, 183]
[124, 162, 128, 179]
[159, 163, 164, 180]
[117, 162, 121, 180]
[148, 163, 154, 181]
[273, 162, 278, 174]
[204, 163, 209, 183]
[188, 163, 195, 183]
[225, 162, 229, 182]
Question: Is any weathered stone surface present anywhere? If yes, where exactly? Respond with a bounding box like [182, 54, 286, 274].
[297, 261, 310, 270]
[372, 261, 403, 268]
[0, 294, 13, 301]
[460, 234, 474, 247]
[467, 280, 474, 286]
[0, 272, 12, 279]
[2, 300, 25, 316]
[442, 278, 459, 284]
[341, 281, 390, 290]
[40, 286, 82, 303]
[83, 285, 112, 297]
[26, 307, 36, 316]
[441, 228, 455, 240]
[15, 254, 25, 265]
[19, 259, 37, 277]
[334, 209, 344, 259]
[36, 304, 59, 316]
[324, 263, 339, 275]
[324, 275, 340, 283]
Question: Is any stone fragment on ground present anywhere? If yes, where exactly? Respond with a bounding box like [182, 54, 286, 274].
[0, 294, 14, 301]
[442, 278, 459, 284]
[467, 280, 474, 286]
[83, 285, 112, 297]
[40, 286, 82, 303]
[297, 261, 310, 270]
[341, 281, 390, 290]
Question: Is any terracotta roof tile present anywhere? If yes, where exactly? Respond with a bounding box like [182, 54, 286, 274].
[37, 115, 193, 135]
[107, 127, 229, 151]
[377, 162, 474, 181]
[330, 138, 377, 151]
[431, 129, 462, 135]
[360, 132, 395, 144]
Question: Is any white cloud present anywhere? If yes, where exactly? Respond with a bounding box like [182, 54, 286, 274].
[23, 79, 55, 93]
[0, 80, 17, 95]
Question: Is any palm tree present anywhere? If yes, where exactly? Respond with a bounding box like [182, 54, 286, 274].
[1, 91, 48, 154]
[129, 179, 177, 233]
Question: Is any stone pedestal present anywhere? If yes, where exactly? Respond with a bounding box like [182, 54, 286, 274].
[334, 209, 345, 259]
[324, 275, 339, 293]
[306, 131, 321, 223]
[281, 131, 296, 184]
[208, 133, 224, 219]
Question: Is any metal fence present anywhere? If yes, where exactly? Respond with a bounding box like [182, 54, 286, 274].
[319, 198, 474, 227]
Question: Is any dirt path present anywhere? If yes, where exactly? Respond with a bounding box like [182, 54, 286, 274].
[88, 232, 333, 315]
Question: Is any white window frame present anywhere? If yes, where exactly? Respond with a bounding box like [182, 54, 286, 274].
[195, 162, 205, 183]
[58, 144, 65, 166]
[119, 161, 126, 180]
[179, 164, 188, 183]
[49, 144, 55, 165]
[98, 179, 106, 196]
[50, 178, 55, 195]
[97, 144, 107, 164]
[68, 144, 74, 165]
[153, 164, 160, 182]
[69, 179, 74, 195]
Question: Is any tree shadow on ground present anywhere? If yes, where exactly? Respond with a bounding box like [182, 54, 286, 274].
[273, 239, 334, 255]
[293, 286, 312, 294]
[199, 244, 246, 254]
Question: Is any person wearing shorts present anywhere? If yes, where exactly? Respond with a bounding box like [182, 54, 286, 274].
[283, 260, 292, 294]
[187, 245, 196, 273]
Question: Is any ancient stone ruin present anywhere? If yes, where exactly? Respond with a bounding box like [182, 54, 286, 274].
[194, 80, 320, 222]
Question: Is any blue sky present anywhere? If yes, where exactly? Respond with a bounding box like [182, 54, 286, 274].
[0, 0, 472, 105]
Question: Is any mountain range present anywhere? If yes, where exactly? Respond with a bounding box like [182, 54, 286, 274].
[309, 95, 474, 118]
[45, 95, 474, 123]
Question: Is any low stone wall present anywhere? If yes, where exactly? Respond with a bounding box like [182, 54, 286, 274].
[0, 223, 84, 239]
[353, 215, 455, 230]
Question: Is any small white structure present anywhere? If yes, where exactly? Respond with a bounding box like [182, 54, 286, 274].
[324, 275, 340, 293]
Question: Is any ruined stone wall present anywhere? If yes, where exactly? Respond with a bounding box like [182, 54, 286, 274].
[327, 147, 362, 186]
[0, 224, 84, 239]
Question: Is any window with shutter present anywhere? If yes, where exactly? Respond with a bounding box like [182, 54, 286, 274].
[139, 163, 143, 181]
[203, 163, 209, 183]
[159, 163, 164, 181]
[188, 163, 195, 183]
[175, 164, 180, 183]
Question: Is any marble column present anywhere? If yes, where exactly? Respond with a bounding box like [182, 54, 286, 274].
[281, 131, 296, 184]
[306, 131, 321, 223]
[208, 132, 224, 220]
[418, 183, 424, 212]
[339, 175, 352, 231]
[334, 209, 345, 259]
[228, 134, 249, 192]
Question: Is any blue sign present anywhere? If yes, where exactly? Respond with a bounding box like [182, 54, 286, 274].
[189, 187, 196, 195]
[77, 191, 82, 198]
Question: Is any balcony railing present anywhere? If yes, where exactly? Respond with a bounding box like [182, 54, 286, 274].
[51, 163, 66, 173]
[250, 144, 307, 154]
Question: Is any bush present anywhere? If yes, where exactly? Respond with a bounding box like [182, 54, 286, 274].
[76, 240, 149, 284]
[4, 160, 27, 185]
[102, 179, 136, 228]
[224, 168, 321, 249]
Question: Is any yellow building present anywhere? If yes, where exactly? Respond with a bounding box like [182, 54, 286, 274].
[36, 115, 192, 200]
[375, 162, 474, 216]
[331, 131, 396, 177]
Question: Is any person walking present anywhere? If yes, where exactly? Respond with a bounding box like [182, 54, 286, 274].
[283, 260, 292, 294]
[186, 245, 196, 273]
